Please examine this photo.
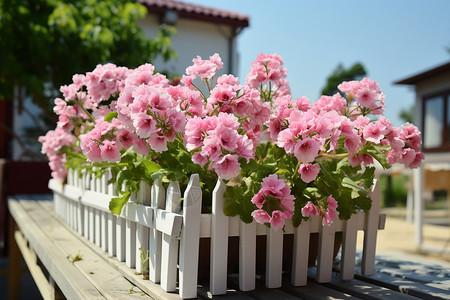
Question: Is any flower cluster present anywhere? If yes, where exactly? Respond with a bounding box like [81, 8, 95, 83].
[251, 174, 295, 230]
[38, 128, 75, 180]
[301, 196, 339, 226]
[40, 52, 424, 230]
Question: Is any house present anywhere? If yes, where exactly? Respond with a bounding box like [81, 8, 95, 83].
[0, 0, 249, 255]
[138, 0, 249, 77]
[395, 61, 450, 246]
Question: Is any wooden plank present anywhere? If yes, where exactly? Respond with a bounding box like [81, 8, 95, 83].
[160, 182, 181, 292]
[316, 223, 335, 283]
[340, 214, 359, 280]
[24, 199, 151, 300]
[239, 221, 256, 292]
[179, 174, 202, 299]
[291, 220, 311, 286]
[356, 272, 450, 300]
[265, 228, 283, 288]
[95, 208, 102, 247]
[8, 199, 105, 299]
[135, 182, 151, 274]
[108, 213, 117, 257]
[323, 276, 420, 300]
[210, 179, 228, 295]
[283, 280, 360, 300]
[82, 191, 112, 212]
[7, 213, 21, 300]
[125, 216, 137, 268]
[149, 180, 164, 284]
[154, 209, 182, 236]
[362, 180, 381, 275]
[116, 216, 126, 262]
[14, 230, 54, 300]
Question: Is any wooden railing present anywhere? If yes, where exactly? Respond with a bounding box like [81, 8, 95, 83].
[49, 169, 385, 299]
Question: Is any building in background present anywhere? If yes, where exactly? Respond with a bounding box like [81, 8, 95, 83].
[139, 0, 249, 77]
[395, 61, 450, 246]
[0, 0, 249, 255]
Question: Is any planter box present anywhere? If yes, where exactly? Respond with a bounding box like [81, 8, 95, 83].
[49, 169, 386, 299]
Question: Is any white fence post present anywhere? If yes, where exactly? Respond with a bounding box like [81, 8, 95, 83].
[239, 221, 256, 291]
[316, 222, 336, 283]
[362, 180, 381, 275]
[291, 219, 311, 286]
[107, 170, 116, 257]
[265, 227, 283, 288]
[340, 214, 359, 280]
[179, 174, 202, 299]
[149, 180, 165, 283]
[160, 182, 181, 292]
[125, 193, 137, 268]
[210, 178, 228, 295]
[135, 182, 151, 274]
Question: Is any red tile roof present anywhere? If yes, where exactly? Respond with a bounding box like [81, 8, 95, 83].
[139, 0, 249, 28]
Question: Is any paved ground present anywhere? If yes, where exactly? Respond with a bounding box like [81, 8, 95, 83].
[357, 207, 450, 264]
[0, 207, 449, 299]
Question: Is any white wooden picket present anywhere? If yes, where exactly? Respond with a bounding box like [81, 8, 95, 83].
[49, 171, 385, 299]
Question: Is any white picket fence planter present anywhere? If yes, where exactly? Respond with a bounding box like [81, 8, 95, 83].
[49, 169, 385, 299]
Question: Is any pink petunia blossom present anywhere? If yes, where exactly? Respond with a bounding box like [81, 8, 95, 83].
[293, 137, 320, 163]
[298, 163, 321, 183]
[100, 140, 121, 162]
[251, 209, 271, 224]
[212, 154, 240, 180]
[301, 201, 319, 217]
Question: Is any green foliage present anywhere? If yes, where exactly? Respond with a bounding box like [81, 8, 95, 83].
[399, 105, 414, 124]
[321, 63, 367, 96]
[379, 174, 409, 207]
[223, 142, 377, 224]
[0, 0, 176, 116]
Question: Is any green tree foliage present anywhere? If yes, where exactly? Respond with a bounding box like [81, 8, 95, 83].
[321, 63, 367, 96]
[0, 0, 177, 114]
[399, 105, 414, 124]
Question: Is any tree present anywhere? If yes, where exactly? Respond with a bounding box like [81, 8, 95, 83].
[321, 62, 367, 96]
[0, 0, 177, 157]
[399, 105, 414, 124]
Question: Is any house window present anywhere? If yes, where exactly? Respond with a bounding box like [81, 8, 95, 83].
[423, 92, 450, 151]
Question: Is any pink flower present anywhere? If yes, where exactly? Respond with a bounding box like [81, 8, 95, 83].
[181, 75, 196, 88]
[134, 113, 156, 138]
[301, 201, 319, 217]
[322, 196, 339, 226]
[296, 96, 311, 111]
[251, 209, 271, 224]
[100, 140, 121, 162]
[299, 163, 320, 183]
[133, 138, 150, 155]
[212, 154, 240, 180]
[327, 195, 338, 209]
[276, 129, 296, 153]
[192, 152, 208, 167]
[186, 54, 223, 79]
[294, 137, 320, 163]
[148, 134, 168, 153]
[270, 210, 288, 231]
[251, 192, 265, 209]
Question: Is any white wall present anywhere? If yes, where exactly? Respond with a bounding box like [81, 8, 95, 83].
[137, 16, 240, 79]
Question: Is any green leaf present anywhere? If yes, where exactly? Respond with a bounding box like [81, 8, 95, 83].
[104, 111, 118, 122]
[109, 191, 131, 215]
[142, 160, 162, 176]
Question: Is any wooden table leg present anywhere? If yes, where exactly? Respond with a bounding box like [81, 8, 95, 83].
[8, 213, 21, 300]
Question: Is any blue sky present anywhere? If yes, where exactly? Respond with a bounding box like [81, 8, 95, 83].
[182, 0, 450, 127]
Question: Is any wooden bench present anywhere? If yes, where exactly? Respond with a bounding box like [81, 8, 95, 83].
[8, 196, 450, 299]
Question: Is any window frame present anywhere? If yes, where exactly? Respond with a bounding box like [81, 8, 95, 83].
[422, 89, 450, 152]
